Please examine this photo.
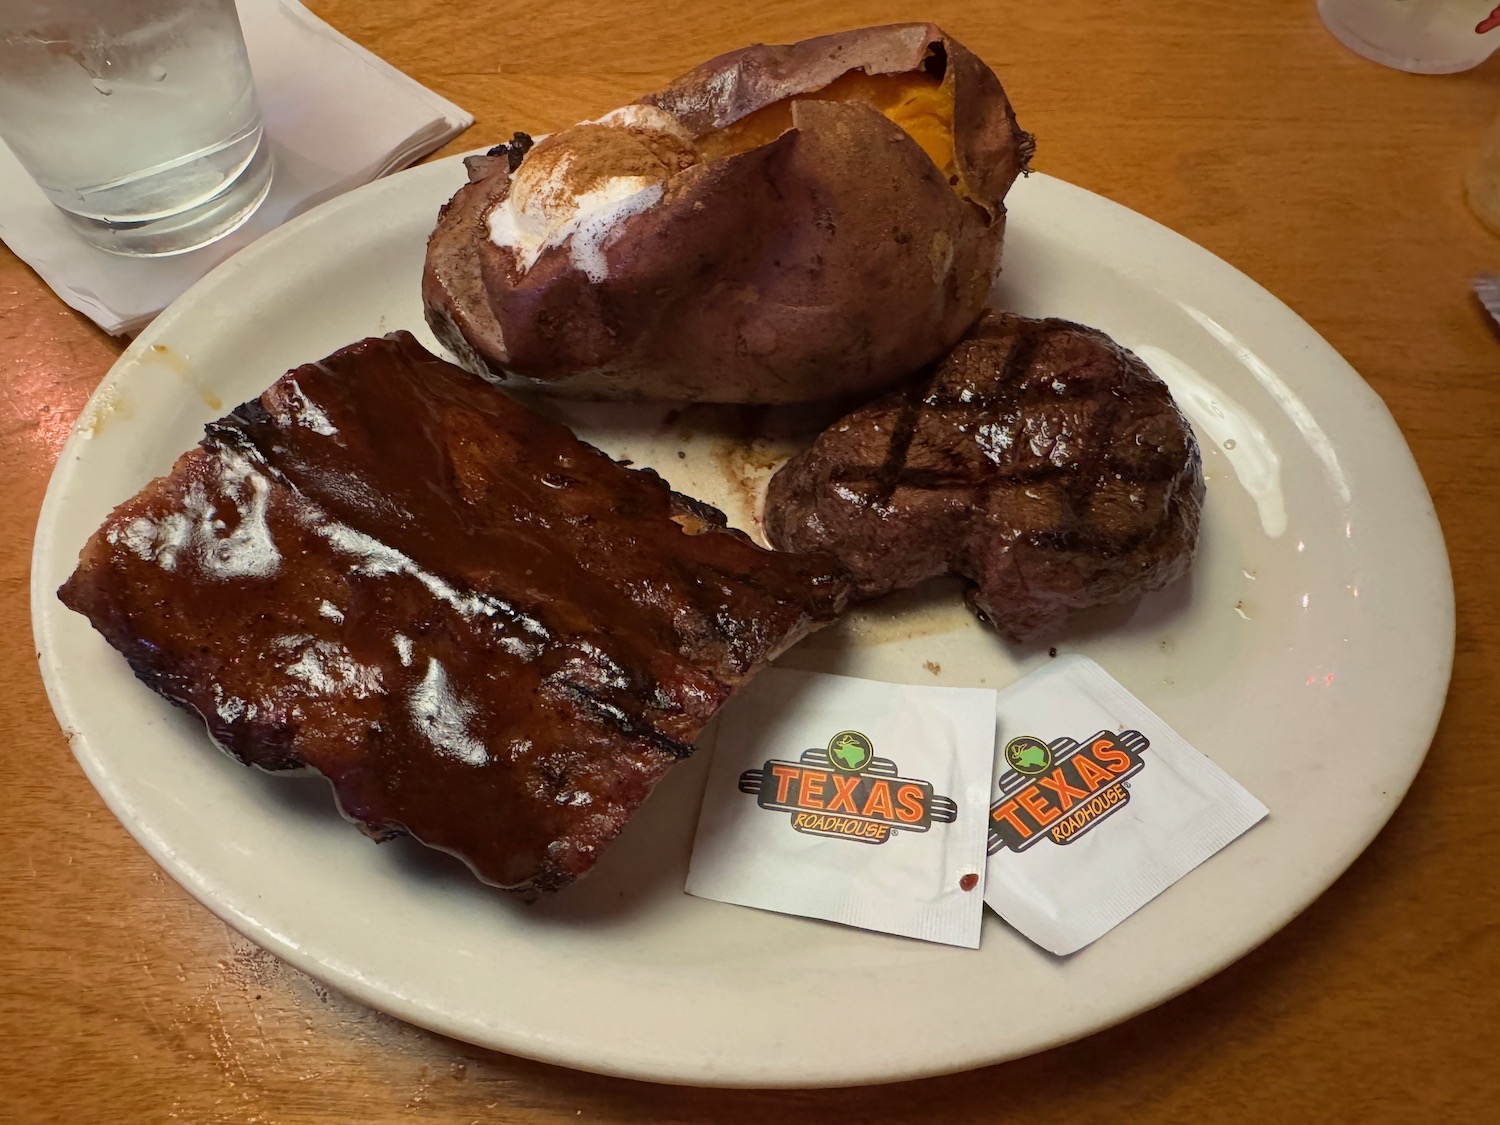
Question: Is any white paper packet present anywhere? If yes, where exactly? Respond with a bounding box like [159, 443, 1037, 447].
[983, 655, 1268, 955]
[687, 668, 996, 948]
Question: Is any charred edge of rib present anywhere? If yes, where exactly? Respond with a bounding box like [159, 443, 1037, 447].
[221, 396, 276, 433]
[547, 678, 697, 760]
[665, 487, 733, 531]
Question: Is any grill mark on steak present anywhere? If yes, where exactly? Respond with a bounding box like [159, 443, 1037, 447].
[59, 332, 850, 893]
[826, 448, 1188, 493]
[867, 380, 926, 508]
[850, 324, 1048, 507]
[764, 311, 1204, 641]
[923, 315, 1038, 408]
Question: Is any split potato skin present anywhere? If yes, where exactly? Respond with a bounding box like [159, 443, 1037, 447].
[423, 23, 1033, 403]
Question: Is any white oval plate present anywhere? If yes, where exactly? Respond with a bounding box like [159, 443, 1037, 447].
[32, 157, 1454, 1088]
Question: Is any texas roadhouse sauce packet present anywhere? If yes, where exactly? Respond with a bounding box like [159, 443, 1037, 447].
[686, 667, 997, 948]
[983, 655, 1269, 955]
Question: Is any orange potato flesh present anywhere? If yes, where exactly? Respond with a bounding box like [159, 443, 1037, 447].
[696, 70, 956, 182]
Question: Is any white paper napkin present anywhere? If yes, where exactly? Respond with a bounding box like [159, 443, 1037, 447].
[0, 0, 472, 336]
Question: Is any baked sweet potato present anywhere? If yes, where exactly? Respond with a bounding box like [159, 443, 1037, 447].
[423, 23, 1032, 403]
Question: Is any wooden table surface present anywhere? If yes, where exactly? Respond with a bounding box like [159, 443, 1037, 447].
[4, 0, 1498, 1119]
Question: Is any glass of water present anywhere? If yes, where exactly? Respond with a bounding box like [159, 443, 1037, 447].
[1317, 0, 1499, 74]
[0, 0, 273, 257]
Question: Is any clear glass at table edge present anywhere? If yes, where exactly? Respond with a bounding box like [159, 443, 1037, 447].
[0, 0, 273, 258]
[1317, 0, 1500, 74]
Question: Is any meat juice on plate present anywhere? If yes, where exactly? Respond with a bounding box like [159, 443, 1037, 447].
[0, 0, 271, 255]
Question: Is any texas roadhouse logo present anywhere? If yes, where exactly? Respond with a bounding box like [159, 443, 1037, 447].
[739, 730, 958, 844]
[988, 729, 1151, 854]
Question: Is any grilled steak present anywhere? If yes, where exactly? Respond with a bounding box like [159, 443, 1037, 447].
[59, 332, 849, 893]
[763, 312, 1203, 640]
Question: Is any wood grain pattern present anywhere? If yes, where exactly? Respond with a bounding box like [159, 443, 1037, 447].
[2, 0, 1498, 1119]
